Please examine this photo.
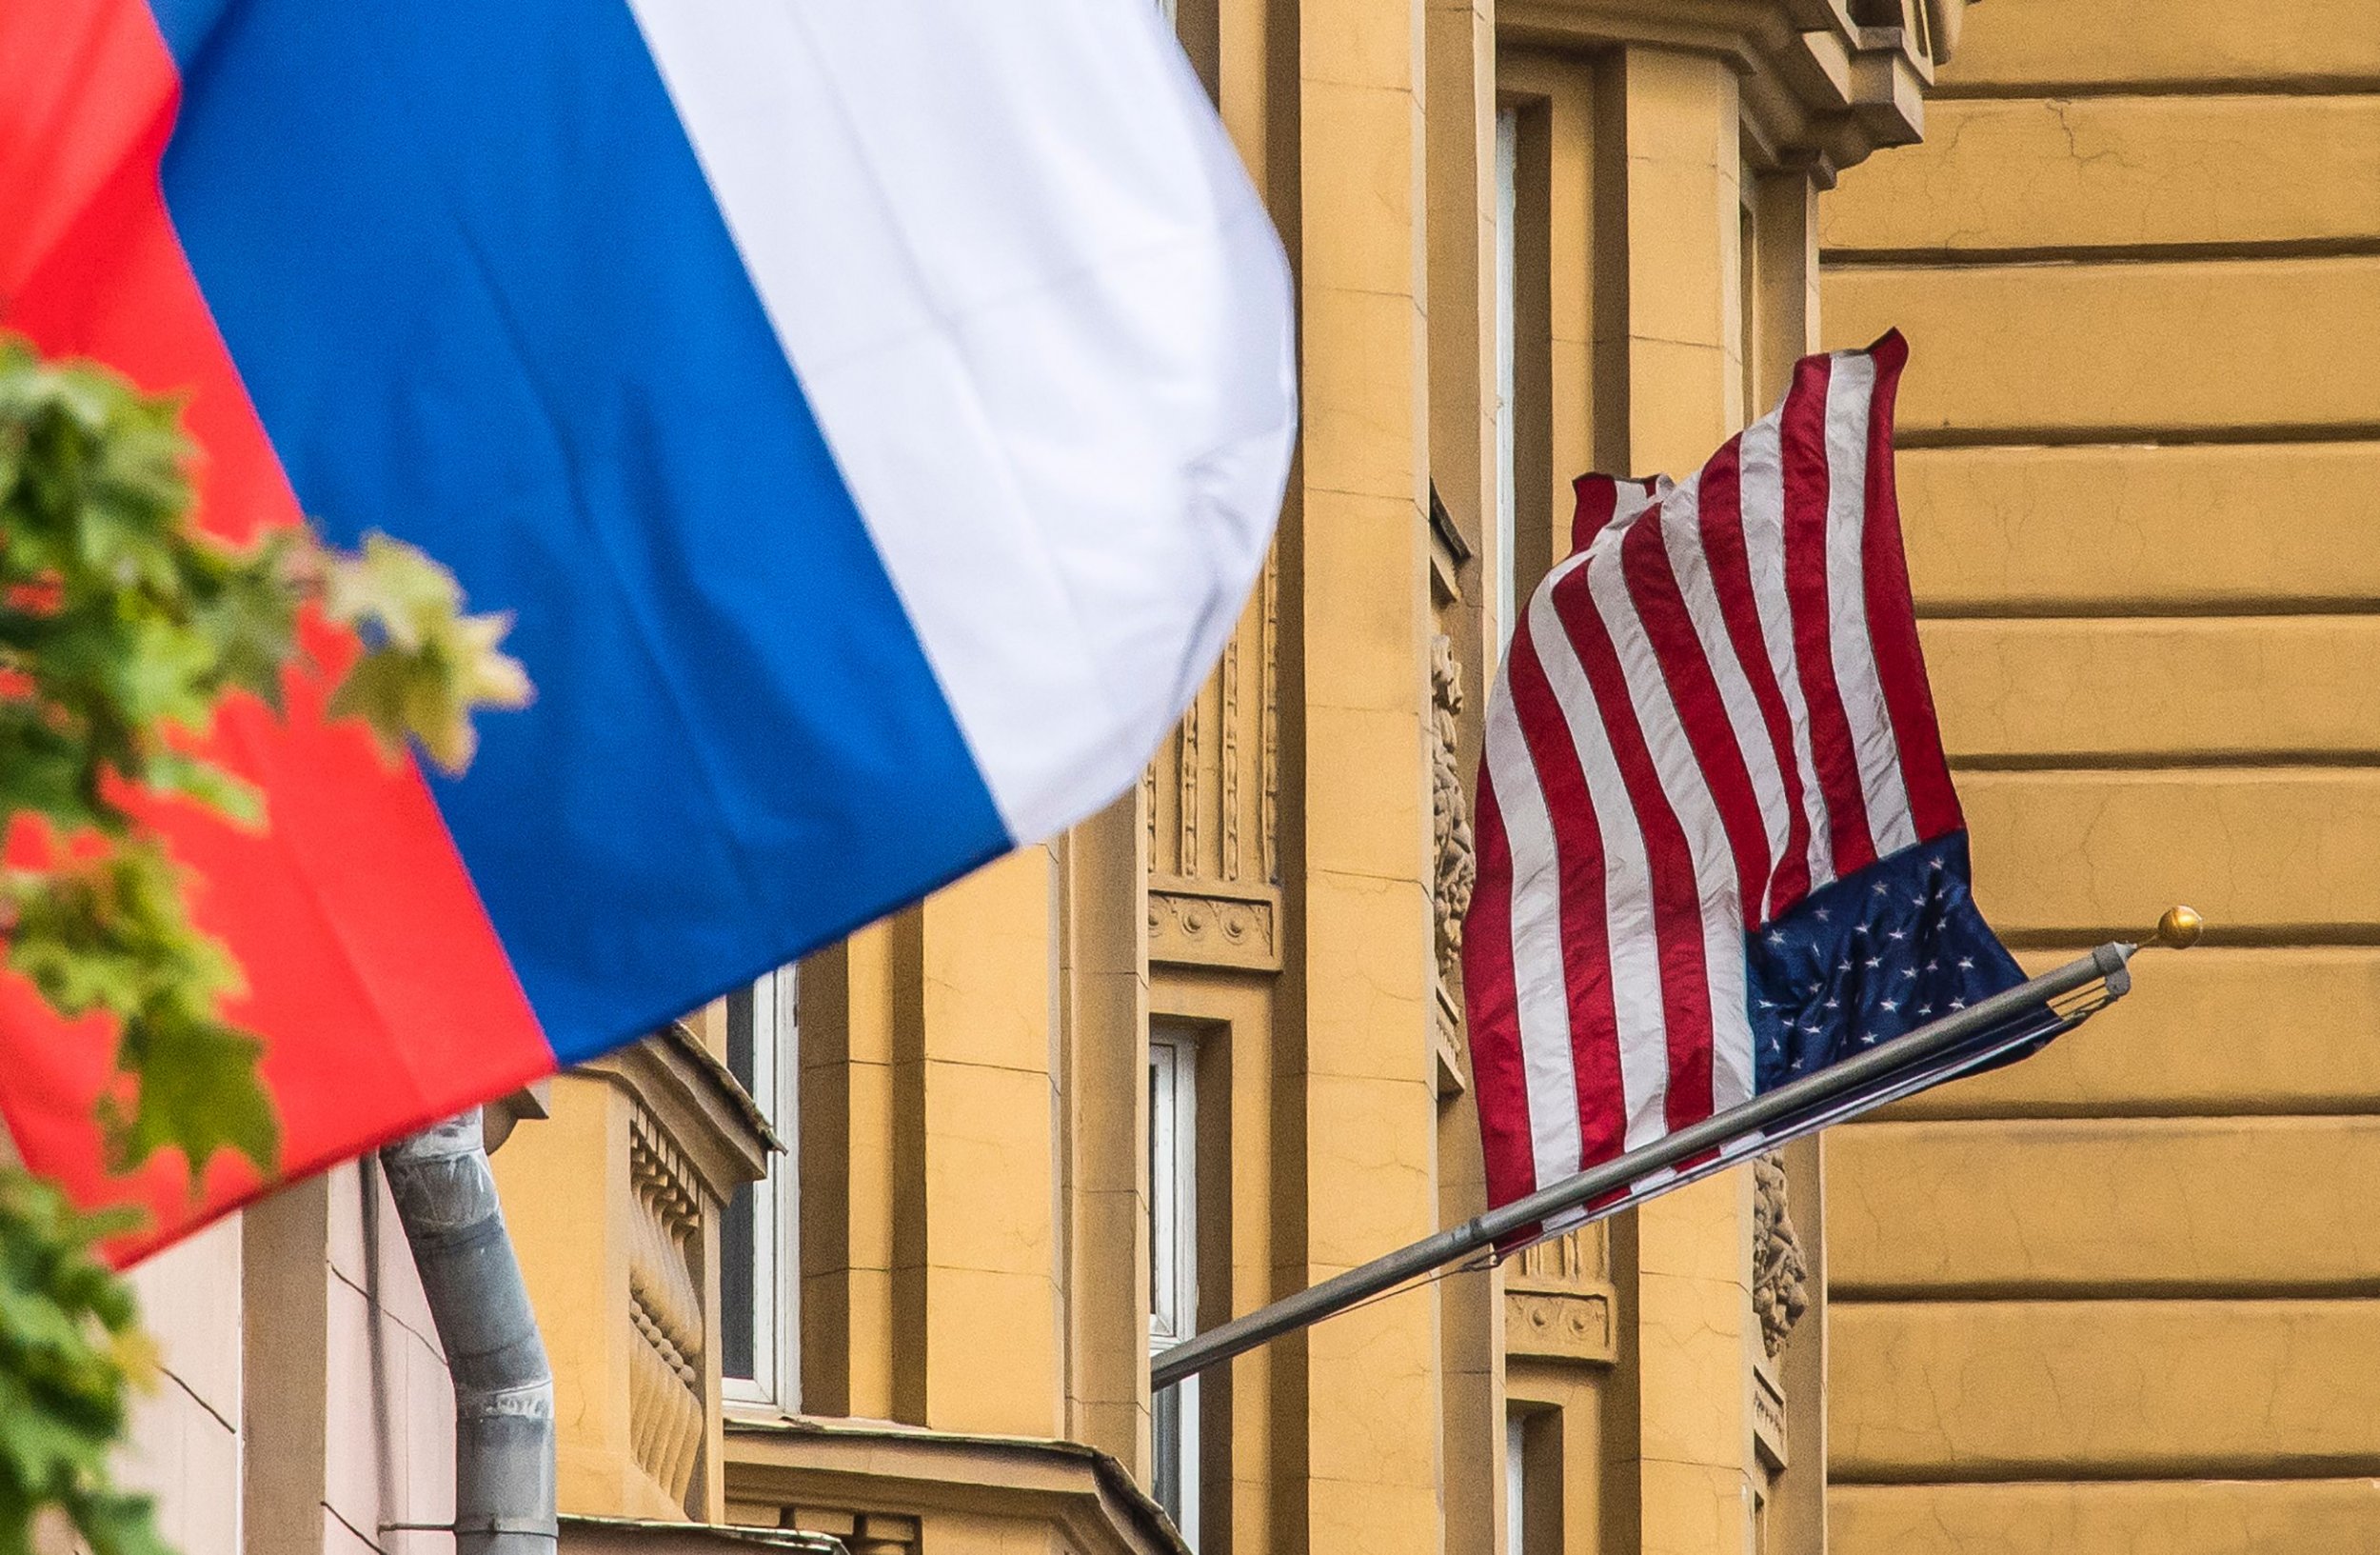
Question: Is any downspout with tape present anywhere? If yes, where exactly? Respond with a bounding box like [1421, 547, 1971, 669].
[381, 1109, 558, 1554]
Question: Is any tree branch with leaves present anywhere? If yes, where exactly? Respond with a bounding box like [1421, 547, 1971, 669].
[0, 335, 532, 1554]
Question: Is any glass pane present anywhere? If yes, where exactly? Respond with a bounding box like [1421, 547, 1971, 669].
[1506, 1412, 1526, 1555]
[722, 1179, 756, 1381]
[1153, 1384, 1182, 1528]
[726, 982, 758, 1092]
[722, 980, 760, 1382]
[1149, 1052, 1175, 1336]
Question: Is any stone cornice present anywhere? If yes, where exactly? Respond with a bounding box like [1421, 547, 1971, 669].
[559, 1514, 842, 1553]
[1498, 0, 1972, 183]
[724, 1417, 1187, 1555]
[580, 1025, 779, 1204]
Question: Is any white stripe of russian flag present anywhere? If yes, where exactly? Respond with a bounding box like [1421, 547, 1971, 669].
[628, 0, 1298, 843]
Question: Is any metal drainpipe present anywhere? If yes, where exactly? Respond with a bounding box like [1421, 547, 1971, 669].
[381, 1109, 559, 1555]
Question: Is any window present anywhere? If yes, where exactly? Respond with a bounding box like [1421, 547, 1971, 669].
[1740, 189, 1760, 427]
[1149, 1025, 1200, 1547]
[1493, 105, 1519, 652]
[722, 967, 798, 1410]
[1504, 1411, 1526, 1555]
[1505, 1405, 1555, 1555]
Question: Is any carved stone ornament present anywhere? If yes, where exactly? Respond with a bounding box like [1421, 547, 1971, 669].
[1148, 882, 1282, 973]
[627, 1109, 707, 1505]
[1503, 1229, 1617, 1366]
[1430, 635, 1478, 978]
[1752, 1153, 1810, 1360]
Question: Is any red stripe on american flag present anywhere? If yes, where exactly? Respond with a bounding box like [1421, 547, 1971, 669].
[1573, 475, 1621, 552]
[1460, 775, 1543, 1207]
[1457, 776, 1552, 1200]
[1547, 565, 1716, 1129]
[1854, 331, 1962, 837]
[1617, 512, 1770, 929]
[1694, 437, 1815, 916]
[1505, 626, 1629, 1166]
[1778, 354, 1878, 877]
[1572, 474, 1661, 555]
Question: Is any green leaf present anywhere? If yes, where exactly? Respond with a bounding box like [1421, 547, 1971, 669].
[0, 1167, 168, 1555]
[324, 531, 531, 773]
[323, 529, 462, 652]
[5, 847, 241, 1028]
[100, 1010, 277, 1179]
[143, 752, 265, 831]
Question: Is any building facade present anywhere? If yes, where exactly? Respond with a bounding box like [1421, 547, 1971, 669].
[1816, 1, 2380, 1549]
[93, 1, 2380, 1553]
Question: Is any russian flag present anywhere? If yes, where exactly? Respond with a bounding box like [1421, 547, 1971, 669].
[1, 0, 1295, 1251]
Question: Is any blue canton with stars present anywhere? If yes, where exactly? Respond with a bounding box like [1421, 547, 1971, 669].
[1746, 832, 2028, 1091]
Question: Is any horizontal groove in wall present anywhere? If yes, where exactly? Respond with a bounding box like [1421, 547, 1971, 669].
[1834, 1278, 2380, 1305]
[1825, 237, 2380, 269]
[1916, 599, 2380, 622]
[1832, 1458, 2380, 1487]
[1932, 79, 2380, 101]
[1898, 423, 2380, 451]
[1867, 1094, 2380, 1124]
[1996, 926, 2380, 951]
[1950, 750, 2380, 773]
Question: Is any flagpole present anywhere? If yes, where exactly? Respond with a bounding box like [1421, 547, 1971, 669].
[1151, 912, 2201, 1393]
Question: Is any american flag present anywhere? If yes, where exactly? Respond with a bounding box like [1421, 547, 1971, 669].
[1460, 331, 2027, 1213]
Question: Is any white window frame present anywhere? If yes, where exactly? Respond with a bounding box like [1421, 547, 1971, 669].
[1494, 104, 1519, 653]
[1150, 1025, 1200, 1548]
[1505, 1409, 1527, 1555]
[723, 967, 800, 1413]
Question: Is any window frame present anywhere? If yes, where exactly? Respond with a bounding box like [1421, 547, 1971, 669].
[1505, 1410, 1527, 1555]
[1494, 102, 1520, 652]
[721, 967, 800, 1414]
[1149, 1024, 1201, 1548]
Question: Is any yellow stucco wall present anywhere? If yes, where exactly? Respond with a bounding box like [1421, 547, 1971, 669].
[1819, 1, 2380, 1548]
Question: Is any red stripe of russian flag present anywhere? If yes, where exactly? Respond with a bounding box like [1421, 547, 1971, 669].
[2, 0, 551, 1261]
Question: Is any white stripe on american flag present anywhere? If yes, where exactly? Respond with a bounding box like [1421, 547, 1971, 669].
[1656, 484, 1800, 927]
[1526, 559, 1671, 1146]
[1821, 353, 1917, 859]
[1736, 411, 1837, 894]
[1581, 521, 1756, 1117]
[1481, 668, 1584, 1190]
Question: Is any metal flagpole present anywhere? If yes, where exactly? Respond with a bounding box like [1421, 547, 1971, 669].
[1151, 909, 2201, 1393]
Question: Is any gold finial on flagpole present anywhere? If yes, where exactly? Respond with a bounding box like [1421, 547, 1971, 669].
[2151, 906, 2204, 949]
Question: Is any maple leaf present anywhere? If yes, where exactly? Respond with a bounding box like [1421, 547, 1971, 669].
[325, 531, 532, 773]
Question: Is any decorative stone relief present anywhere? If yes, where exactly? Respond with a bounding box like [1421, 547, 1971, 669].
[1753, 1154, 1810, 1361]
[1259, 555, 1279, 886]
[1143, 550, 1283, 974]
[1753, 1362, 1789, 1471]
[1430, 634, 1477, 979]
[1148, 883, 1280, 973]
[628, 1110, 707, 1508]
[1503, 1228, 1616, 1366]
[773, 1507, 921, 1555]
